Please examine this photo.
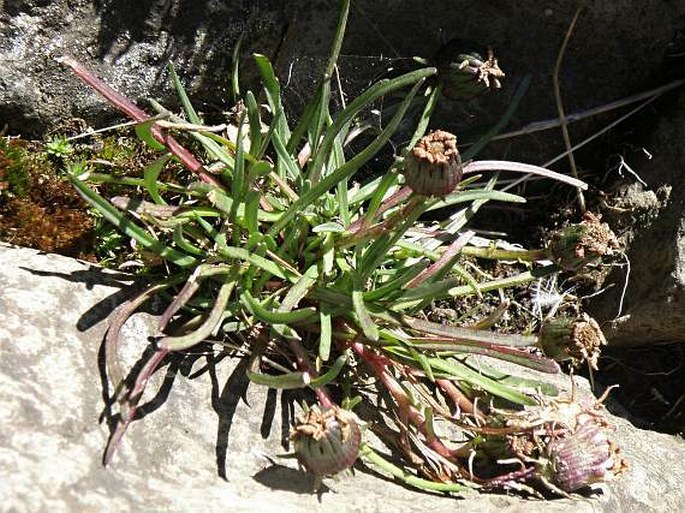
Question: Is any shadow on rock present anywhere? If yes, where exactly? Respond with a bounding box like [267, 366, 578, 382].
[252, 463, 323, 495]
[21, 263, 145, 331]
[207, 355, 251, 479]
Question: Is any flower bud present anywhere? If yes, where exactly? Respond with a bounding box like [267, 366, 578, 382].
[498, 394, 628, 494]
[290, 405, 362, 482]
[541, 417, 629, 492]
[538, 313, 607, 370]
[435, 40, 505, 101]
[549, 212, 619, 271]
[403, 130, 463, 197]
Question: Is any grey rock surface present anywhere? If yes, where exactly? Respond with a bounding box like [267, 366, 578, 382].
[2, 242, 685, 512]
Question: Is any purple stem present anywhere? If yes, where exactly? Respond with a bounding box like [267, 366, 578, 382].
[104, 348, 169, 465]
[57, 56, 223, 187]
[405, 230, 475, 288]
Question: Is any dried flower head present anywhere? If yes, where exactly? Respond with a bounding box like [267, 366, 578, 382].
[291, 405, 362, 486]
[541, 418, 628, 492]
[539, 313, 608, 369]
[435, 40, 506, 101]
[550, 212, 620, 271]
[403, 130, 463, 197]
[503, 390, 629, 494]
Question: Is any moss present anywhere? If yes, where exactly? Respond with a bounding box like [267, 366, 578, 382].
[0, 138, 31, 197]
[0, 133, 157, 263]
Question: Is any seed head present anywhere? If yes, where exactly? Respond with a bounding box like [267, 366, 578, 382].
[403, 130, 463, 197]
[539, 313, 607, 370]
[291, 405, 362, 486]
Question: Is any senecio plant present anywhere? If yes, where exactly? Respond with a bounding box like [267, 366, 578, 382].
[59, 0, 627, 498]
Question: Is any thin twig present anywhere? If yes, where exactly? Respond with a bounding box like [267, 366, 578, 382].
[65, 115, 169, 141]
[501, 94, 658, 193]
[553, 7, 585, 213]
[481, 78, 685, 143]
[617, 251, 631, 319]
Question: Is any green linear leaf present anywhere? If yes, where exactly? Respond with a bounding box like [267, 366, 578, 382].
[135, 119, 166, 151]
[245, 91, 263, 156]
[308, 66, 436, 183]
[309, 353, 347, 388]
[215, 243, 290, 281]
[269, 74, 429, 237]
[241, 290, 317, 324]
[168, 61, 202, 124]
[68, 171, 196, 267]
[143, 154, 171, 205]
[319, 308, 332, 361]
[247, 370, 309, 389]
[158, 278, 236, 350]
[353, 287, 379, 342]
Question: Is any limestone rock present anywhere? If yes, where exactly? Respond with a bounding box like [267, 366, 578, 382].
[2, 242, 685, 512]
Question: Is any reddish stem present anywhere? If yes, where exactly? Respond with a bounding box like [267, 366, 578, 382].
[435, 378, 479, 416]
[57, 56, 223, 188]
[104, 348, 169, 464]
[347, 186, 413, 235]
[286, 337, 334, 409]
[350, 342, 461, 461]
[405, 230, 475, 288]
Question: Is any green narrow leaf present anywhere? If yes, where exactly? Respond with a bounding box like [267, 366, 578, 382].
[244, 190, 260, 234]
[313, 222, 345, 233]
[158, 278, 236, 351]
[68, 171, 196, 267]
[172, 225, 206, 256]
[268, 75, 429, 237]
[254, 53, 290, 142]
[230, 116, 246, 244]
[429, 356, 536, 405]
[356, 171, 397, 230]
[286, 0, 348, 153]
[360, 445, 466, 494]
[309, 352, 346, 388]
[231, 32, 243, 101]
[168, 62, 202, 124]
[361, 199, 428, 280]
[333, 133, 350, 225]
[363, 262, 429, 302]
[241, 290, 317, 324]
[143, 154, 172, 205]
[408, 338, 559, 374]
[272, 130, 300, 180]
[308, 66, 436, 184]
[278, 264, 319, 312]
[405, 84, 441, 150]
[134, 119, 166, 151]
[353, 271, 379, 342]
[214, 243, 290, 281]
[447, 265, 557, 298]
[321, 232, 335, 278]
[247, 370, 309, 389]
[318, 308, 333, 361]
[384, 348, 536, 406]
[245, 91, 263, 156]
[377, 328, 435, 381]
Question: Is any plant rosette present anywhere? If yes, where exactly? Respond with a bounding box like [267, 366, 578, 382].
[57, 0, 623, 497]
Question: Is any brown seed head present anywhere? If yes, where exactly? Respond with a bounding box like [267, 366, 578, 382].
[403, 130, 463, 197]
